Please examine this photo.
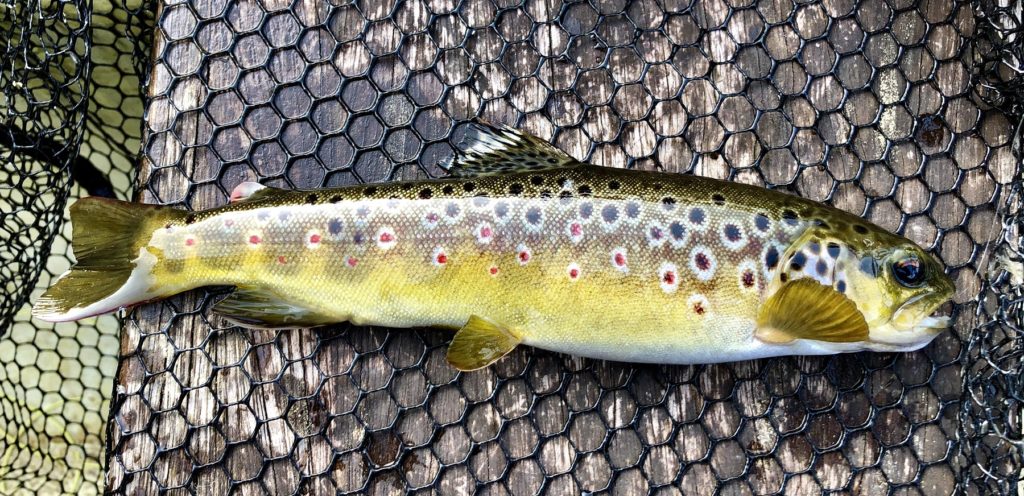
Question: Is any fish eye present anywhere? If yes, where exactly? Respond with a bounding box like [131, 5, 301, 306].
[892, 257, 925, 287]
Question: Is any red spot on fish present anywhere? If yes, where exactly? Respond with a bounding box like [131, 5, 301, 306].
[481, 226, 492, 237]
[569, 268, 580, 279]
[570, 223, 582, 236]
[663, 271, 676, 285]
[614, 252, 626, 266]
[184, 237, 195, 247]
[277, 256, 287, 264]
[309, 233, 321, 244]
[436, 253, 447, 264]
[489, 266, 499, 276]
[249, 235, 261, 245]
[695, 253, 710, 271]
[742, 270, 755, 288]
[425, 212, 440, 223]
[224, 219, 234, 227]
[347, 256, 358, 267]
[380, 232, 394, 243]
[519, 252, 530, 263]
[693, 302, 705, 315]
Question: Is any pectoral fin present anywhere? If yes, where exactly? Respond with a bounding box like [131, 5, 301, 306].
[755, 278, 869, 344]
[213, 287, 336, 329]
[446, 315, 521, 371]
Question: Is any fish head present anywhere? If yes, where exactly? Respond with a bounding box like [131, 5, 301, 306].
[838, 240, 955, 350]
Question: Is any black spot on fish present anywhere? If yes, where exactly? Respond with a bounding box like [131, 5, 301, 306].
[712, 194, 726, 206]
[860, 257, 878, 277]
[509, 183, 524, 195]
[608, 180, 620, 190]
[853, 224, 868, 235]
[278, 210, 290, 221]
[808, 241, 820, 255]
[330, 195, 343, 203]
[782, 209, 798, 226]
[816, 260, 828, 276]
[353, 232, 365, 244]
[463, 182, 476, 192]
[724, 224, 742, 242]
[652, 183, 663, 191]
[185, 214, 196, 225]
[670, 222, 686, 241]
[766, 247, 780, 269]
[754, 214, 770, 232]
[539, 190, 553, 198]
[530, 175, 544, 186]
[601, 205, 619, 224]
[328, 219, 343, 235]
[525, 207, 543, 226]
[356, 206, 371, 218]
[626, 202, 641, 219]
[364, 186, 377, 196]
[791, 252, 807, 270]
[446, 203, 461, 218]
[472, 196, 490, 208]
[557, 177, 569, 187]
[258, 211, 270, 222]
[419, 188, 433, 199]
[837, 280, 847, 293]
[780, 273, 788, 283]
[689, 208, 705, 225]
[438, 185, 453, 195]
[401, 183, 414, 191]
[578, 184, 592, 196]
[661, 197, 676, 211]
[826, 242, 841, 259]
[579, 203, 593, 219]
[306, 194, 318, 204]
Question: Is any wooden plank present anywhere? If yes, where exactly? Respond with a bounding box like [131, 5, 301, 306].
[105, 0, 1019, 494]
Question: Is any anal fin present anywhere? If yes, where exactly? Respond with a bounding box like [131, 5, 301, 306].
[755, 278, 869, 344]
[446, 315, 521, 371]
[213, 287, 336, 329]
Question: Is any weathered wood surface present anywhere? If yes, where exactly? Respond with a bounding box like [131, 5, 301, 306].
[106, 0, 1019, 494]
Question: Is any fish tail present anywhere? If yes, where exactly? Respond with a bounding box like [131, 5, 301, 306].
[33, 197, 180, 322]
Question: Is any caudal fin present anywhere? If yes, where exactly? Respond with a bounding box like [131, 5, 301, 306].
[33, 197, 178, 322]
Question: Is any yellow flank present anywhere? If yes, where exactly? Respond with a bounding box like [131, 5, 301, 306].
[33, 125, 955, 369]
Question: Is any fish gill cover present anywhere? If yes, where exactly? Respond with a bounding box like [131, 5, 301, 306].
[0, 0, 1022, 493]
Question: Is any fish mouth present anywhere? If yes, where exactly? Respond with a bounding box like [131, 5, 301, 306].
[889, 289, 952, 335]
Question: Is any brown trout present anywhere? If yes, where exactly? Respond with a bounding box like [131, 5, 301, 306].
[33, 125, 954, 370]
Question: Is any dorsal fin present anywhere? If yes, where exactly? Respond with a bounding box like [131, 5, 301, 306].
[442, 124, 586, 177]
[229, 181, 271, 202]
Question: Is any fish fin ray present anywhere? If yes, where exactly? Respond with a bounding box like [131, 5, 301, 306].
[445, 123, 586, 176]
[213, 287, 336, 329]
[446, 315, 521, 371]
[755, 278, 869, 344]
[33, 198, 178, 322]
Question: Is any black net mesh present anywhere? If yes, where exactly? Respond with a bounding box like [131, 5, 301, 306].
[2, 0, 1023, 494]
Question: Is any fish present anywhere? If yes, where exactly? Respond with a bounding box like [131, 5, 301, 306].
[32, 124, 955, 370]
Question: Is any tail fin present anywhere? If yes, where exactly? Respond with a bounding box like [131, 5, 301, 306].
[33, 197, 179, 322]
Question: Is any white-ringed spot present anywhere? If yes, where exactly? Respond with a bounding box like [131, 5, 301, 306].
[184, 236, 197, 247]
[517, 244, 532, 265]
[422, 211, 441, 229]
[443, 201, 464, 224]
[623, 199, 643, 224]
[566, 220, 584, 243]
[493, 201, 512, 224]
[610, 248, 629, 273]
[522, 204, 545, 232]
[277, 255, 287, 265]
[659, 262, 680, 293]
[737, 260, 759, 292]
[247, 232, 263, 248]
[306, 230, 323, 249]
[353, 203, 373, 225]
[687, 207, 709, 232]
[668, 221, 689, 248]
[475, 223, 494, 244]
[346, 256, 358, 267]
[646, 222, 667, 247]
[687, 294, 710, 316]
[721, 223, 747, 251]
[567, 263, 581, 281]
[600, 204, 621, 231]
[431, 247, 449, 266]
[488, 266, 500, 276]
[689, 246, 717, 281]
[376, 227, 397, 250]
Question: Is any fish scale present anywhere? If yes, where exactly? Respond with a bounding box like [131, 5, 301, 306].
[33, 125, 954, 369]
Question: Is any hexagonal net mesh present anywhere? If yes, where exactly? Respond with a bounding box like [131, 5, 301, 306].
[2, 0, 1023, 493]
